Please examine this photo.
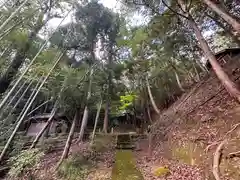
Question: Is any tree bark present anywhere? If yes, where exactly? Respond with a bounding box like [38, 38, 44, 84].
[147, 103, 153, 124]
[203, 0, 240, 34]
[56, 110, 78, 169]
[103, 42, 113, 133]
[77, 68, 93, 142]
[103, 102, 109, 133]
[177, 0, 240, 103]
[91, 99, 102, 145]
[146, 77, 160, 114]
[30, 102, 58, 149]
[78, 106, 89, 142]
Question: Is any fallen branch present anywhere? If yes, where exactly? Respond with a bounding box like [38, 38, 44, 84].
[205, 123, 240, 152]
[213, 140, 226, 180]
[226, 150, 240, 159]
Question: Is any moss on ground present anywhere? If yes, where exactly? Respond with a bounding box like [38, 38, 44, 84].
[153, 166, 170, 177]
[112, 150, 143, 180]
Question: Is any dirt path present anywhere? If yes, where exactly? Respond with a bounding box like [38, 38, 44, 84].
[111, 134, 143, 180]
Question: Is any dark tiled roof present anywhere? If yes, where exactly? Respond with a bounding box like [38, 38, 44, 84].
[214, 48, 240, 59]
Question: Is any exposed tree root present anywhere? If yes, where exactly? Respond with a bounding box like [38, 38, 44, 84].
[226, 150, 240, 159]
[205, 122, 240, 152]
[213, 140, 226, 180]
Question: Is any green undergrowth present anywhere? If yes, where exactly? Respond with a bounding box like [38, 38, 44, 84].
[8, 148, 44, 178]
[57, 154, 93, 180]
[112, 150, 143, 180]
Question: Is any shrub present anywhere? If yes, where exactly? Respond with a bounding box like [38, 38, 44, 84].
[8, 148, 44, 178]
[57, 154, 92, 180]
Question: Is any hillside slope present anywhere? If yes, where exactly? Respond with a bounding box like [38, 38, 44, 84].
[135, 57, 240, 180]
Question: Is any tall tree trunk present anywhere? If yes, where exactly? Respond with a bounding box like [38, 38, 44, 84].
[0, 52, 63, 161]
[30, 102, 58, 149]
[103, 43, 113, 133]
[192, 62, 200, 82]
[174, 71, 185, 91]
[0, 14, 45, 95]
[177, 0, 240, 102]
[91, 99, 102, 145]
[203, 0, 240, 33]
[77, 68, 93, 142]
[103, 101, 109, 133]
[146, 77, 160, 114]
[56, 110, 78, 169]
[146, 103, 152, 124]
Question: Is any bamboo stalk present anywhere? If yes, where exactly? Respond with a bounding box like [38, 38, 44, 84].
[91, 99, 102, 145]
[0, 9, 72, 111]
[0, 52, 64, 162]
[5, 80, 28, 109]
[0, 0, 28, 32]
[27, 98, 52, 116]
[0, 77, 41, 161]
[146, 77, 160, 114]
[78, 68, 93, 142]
[0, 79, 34, 127]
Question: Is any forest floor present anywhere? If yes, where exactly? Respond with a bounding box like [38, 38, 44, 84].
[134, 59, 240, 180]
[10, 59, 240, 180]
[13, 135, 115, 180]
